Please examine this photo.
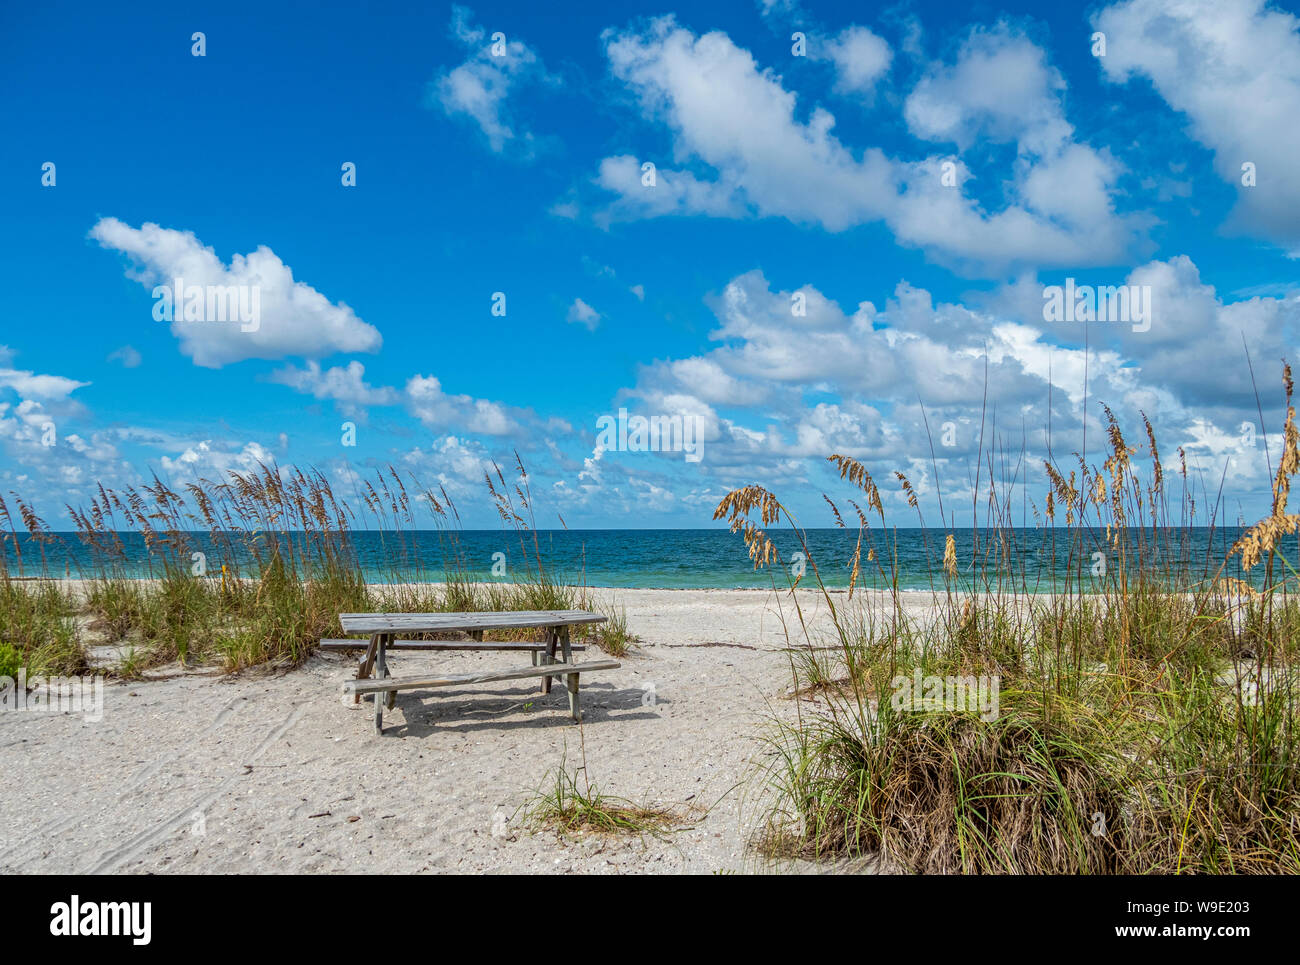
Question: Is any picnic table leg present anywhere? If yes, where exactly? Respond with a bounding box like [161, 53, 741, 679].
[380, 634, 396, 710]
[373, 634, 395, 730]
[372, 634, 392, 733]
[560, 626, 580, 721]
[355, 633, 381, 705]
[541, 627, 558, 694]
[566, 672, 581, 722]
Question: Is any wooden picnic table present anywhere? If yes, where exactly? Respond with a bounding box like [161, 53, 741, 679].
[335, 610, 616, 734]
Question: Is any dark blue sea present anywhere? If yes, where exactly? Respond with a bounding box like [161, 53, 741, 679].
[0, 527, 1258, 591]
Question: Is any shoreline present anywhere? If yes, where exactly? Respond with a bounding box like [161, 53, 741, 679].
[6, 575, 1230, 598]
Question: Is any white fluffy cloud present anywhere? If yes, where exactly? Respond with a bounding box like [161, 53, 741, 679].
[432, 5, 555, 155]
[0, 347, 88, 401]
[1081, 255, 1300, 408]
[158, 439, 278, 476]
[0, 365, 88, 401]
[823, 25, 892, 96]
[90, 218, 382, 368]
[595, 17, 1139, 271]
[405, 374, 521, 436]
[266, 361, 562, 442]
[904, 26, 1071, 153]
[594, 155, 745, 222]
[268, 361, 399, 419]
[0, 398, 122, 494]
[401, 434, 497, 495]
[1093, 0, 1300, 249]
[614, 257, 1294, 498]
[566, 297, 602, 330]
[601, 20, 897, 232]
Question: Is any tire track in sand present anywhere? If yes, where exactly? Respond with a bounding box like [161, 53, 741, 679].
[0, 692, 249, 869]
[82, 702, 307, 874]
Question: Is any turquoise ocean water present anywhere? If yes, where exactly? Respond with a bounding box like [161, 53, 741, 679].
[2, 528, 1256, 591]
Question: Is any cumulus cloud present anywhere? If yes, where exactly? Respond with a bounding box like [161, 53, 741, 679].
[599, 20, 896, 231]
[903, 25, 1071, 153]
[594, 17, 1141, 271]
[431, 5, 556, 155]
[261, 357, 566, 441]
[401, 434, 497, 495]
[823, 25, 892, 97]
[158, 439, 278, 476]
[0, 396, 122, 494]
[1093, 0, 1300, 249]
[265, 361, 560, 441]
[0, 360, 88, 400]
[611, 257, 1293, 503]
[90, 218, 382, 368]
[754, 0, 891, 97]
[268, 361, 399, 419]
[566, 297, 602, 330]
[1055, 255, 1300, 411]
[595, 155, 745, 223]
[405, 374, 521, 436]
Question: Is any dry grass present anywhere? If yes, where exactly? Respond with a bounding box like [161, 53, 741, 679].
[722, 368, 1300, 874]
[519, 751, 689, 840]
[0, 455, 620, 673]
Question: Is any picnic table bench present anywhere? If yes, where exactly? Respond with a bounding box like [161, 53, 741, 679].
[330, 610, 619, 734]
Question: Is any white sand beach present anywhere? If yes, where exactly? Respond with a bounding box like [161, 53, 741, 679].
[0, 587, 933, 874]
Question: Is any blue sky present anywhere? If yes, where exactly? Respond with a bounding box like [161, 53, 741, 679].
[2, 0, 1299, 529]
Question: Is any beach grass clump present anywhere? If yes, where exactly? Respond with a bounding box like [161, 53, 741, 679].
[575, 597, 635, 657]
[85, 576, 149, 640]
[0, 454, 621, 673]
[724, 367, 1300, 874]
[1132, 666, 1300, 873]
[762, 695, 1130, 873]
[0, 641, 23, 678]
[521, 759, 681, 839]
[136, 570, 223, 665]
[0, 578, 85, 675]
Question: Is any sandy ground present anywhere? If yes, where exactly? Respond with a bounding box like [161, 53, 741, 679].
[0, 587, 918, 874]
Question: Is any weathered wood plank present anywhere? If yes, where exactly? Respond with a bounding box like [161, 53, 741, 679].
[378, 636, 395, 711]
[567, 671, 581, 721]
[542, 626, 558, 695]
[339, 610, 606, 634]
[354, 633, 381, 705]
[320, 639, 586, 652]
[560, 626, 577, 717]
[342, 659, 620, 696]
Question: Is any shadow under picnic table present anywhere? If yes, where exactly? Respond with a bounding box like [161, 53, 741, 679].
[369, 682, 666, 738]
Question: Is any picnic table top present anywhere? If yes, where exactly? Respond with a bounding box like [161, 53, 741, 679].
[339, 609, 607, 634]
